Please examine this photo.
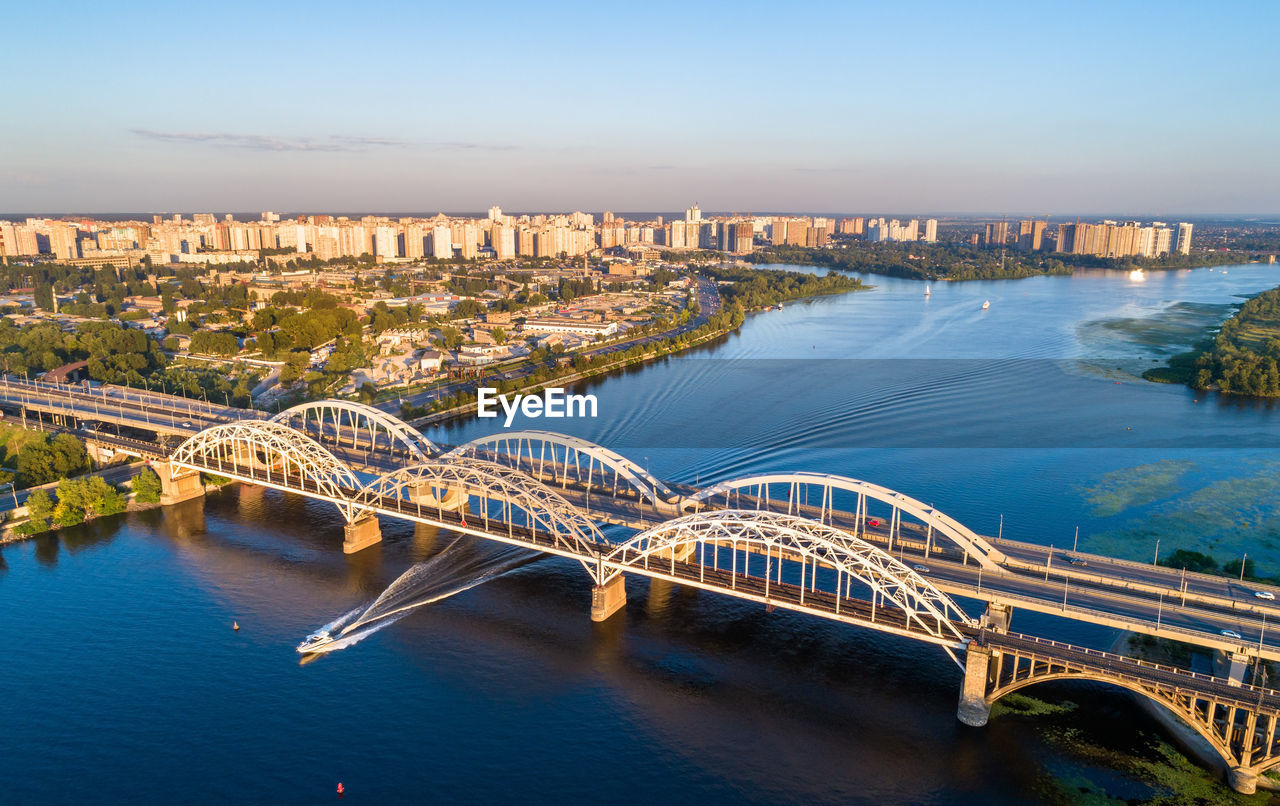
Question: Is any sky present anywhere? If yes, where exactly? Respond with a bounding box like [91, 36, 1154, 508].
[2, 0, 1278, 215]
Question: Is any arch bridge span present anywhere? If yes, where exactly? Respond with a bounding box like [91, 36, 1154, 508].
[168, 420, 366, 520]
[681, 472, 1007, 571]
[270, 400, 437, 463]
[443, 430, 679, 508]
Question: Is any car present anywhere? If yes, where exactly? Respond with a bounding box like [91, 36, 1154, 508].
[1256, 591, 1276, 600]
[867, 519, 880, 527]
[1067, 557, 1087, 567]
[912, 564, 931, 573]
[1221, 629, 1243, 640]
[180, 421, 194, 428]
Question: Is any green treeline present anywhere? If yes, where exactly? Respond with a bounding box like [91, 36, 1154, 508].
[1191, 286, 1280, 397]
[0, 319, 165, 382]
[748, 243, 1247, 282]
[749, 242, 1071, 280]
[700, 264, 864, 307]
[16, 475, 128, 536]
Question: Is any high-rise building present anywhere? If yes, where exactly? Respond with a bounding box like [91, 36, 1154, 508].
[924, 219, 938, 243]
[50, 223, 80, 260]
[493, 224, 515, 259]
[1153, 225, 1173, 256]
[1176, 222, 1194, 255]
[1017, 219, 1047, 251]
[685, 203, 701, 223]
[984, 221, 1009, 247]
[404, 224, 425, 259]
[431, 225, 452, 259]
[374, 226, 399, 259]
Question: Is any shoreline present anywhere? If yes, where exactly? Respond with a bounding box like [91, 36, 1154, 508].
[752, 254, 1261, 283]
[407, 284, 864, 429]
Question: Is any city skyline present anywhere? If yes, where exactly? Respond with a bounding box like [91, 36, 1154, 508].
[4, 0, 1279, 214]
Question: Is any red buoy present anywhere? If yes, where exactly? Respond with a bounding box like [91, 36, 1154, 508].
[337, 782, 344, 795]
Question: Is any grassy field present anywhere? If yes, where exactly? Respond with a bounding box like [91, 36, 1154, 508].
[0, 422, 42, 468]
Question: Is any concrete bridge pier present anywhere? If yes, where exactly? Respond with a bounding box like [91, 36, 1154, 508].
[957, 645, 994, 727]
[982, 602, 1013, 633]
[1228, 766, 1259, 795]
[343, 515, 382, 554]
[155, 460, 205, 506]
[1214, 650, 1250, 686]
[591, 574, 627, 622]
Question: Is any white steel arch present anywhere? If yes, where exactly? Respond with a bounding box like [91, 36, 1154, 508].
[358, 457, 608, 564]
[607, 510, 973, 646]
[681, 472, 1006, 571]
[270, 400, 437, 462]
[443, 430, 678, 506]
[169, 420, 365, 518]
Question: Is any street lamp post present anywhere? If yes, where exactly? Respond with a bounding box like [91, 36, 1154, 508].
[1241, 553, 1249, 582]
[1153, 538, 1161, 567]
[1073, 526, 1079, 553]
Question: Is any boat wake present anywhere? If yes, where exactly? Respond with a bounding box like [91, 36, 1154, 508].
[299, 538, 541, 655]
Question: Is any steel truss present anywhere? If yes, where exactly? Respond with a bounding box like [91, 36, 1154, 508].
[443, 430, 678, 506]
[682, 472, 1007, 570]
[606, 510, 974, 648]
[270, 400, 437, 462]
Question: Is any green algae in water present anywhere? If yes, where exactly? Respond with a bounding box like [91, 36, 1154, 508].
[1080, 460, 1196, 517]
[1086, 460, 1280, 571]
[1019, 712, 1268, 804]
[992, 693, 1080, 718]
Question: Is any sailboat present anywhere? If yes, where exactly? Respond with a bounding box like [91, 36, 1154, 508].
[924, 284, 931, 296]
[981, 300, 990, 310]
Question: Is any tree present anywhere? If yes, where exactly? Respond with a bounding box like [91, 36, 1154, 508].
[50, 433, 89, 478]
[280, 351, 310, 386]
[132, 468, 162, 504]
[16, 440, 58, 487]
[85, 476, 126, 516]
[25, 488, 53, 523]
[34, 282, 55, 312]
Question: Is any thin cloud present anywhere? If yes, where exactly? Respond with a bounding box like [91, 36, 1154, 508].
[131, 129, 512, 152]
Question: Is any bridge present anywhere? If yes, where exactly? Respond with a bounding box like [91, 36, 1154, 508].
[3, 376, 1279, 793]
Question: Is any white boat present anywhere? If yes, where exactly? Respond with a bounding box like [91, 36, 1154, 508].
[297, 629, 335, 654]
[981, 300, 990, 310]
[924, 284, 931, 296]
[1129, 269, 1145, 281]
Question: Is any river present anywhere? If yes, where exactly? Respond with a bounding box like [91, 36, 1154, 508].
[3, 263, 1278, 804]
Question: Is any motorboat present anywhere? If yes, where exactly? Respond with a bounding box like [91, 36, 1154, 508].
[981, 300, 990, 310]
[297, 629, 335, 654]
[924, 284, 931, 296]
[1129, 269, 1145, 281]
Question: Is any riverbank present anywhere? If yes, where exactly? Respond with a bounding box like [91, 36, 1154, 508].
[1144, 282, 1280, 397]
[408, 305, 742, 428]
[408, 270, 865, 427]
[749, 242, 1257, 282]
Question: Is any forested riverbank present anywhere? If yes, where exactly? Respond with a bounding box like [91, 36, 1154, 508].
[750, 242, 1253, 281]
[1145, 284, 1280, 397]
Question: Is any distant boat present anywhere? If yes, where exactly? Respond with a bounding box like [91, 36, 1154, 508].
[1222, 270, 1228, 274]
[1129, 269, 1145, 281]
[924, 284, 931, 296]
[982, 300, 990, 310]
